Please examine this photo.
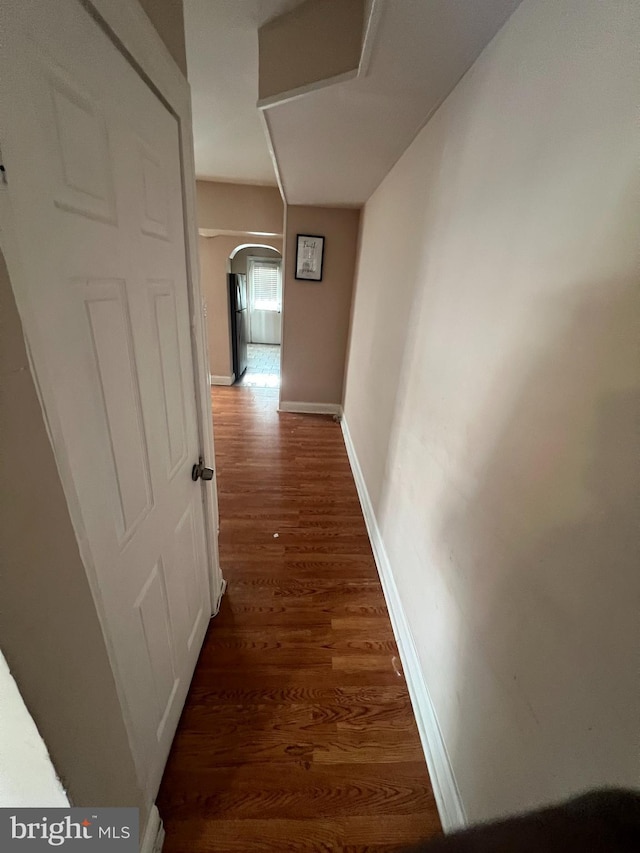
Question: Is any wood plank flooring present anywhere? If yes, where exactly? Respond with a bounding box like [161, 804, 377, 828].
[157, 385, 441, 852]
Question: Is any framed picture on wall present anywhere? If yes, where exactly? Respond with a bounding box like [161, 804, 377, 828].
[295, 234, 325, 281]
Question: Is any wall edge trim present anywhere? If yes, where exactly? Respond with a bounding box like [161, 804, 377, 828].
[340, 415, 467, 833]
[210, 374, 235, 386]
[257, 69, 358, 111]
[140, 805, 165, 853]
[278, 401, 343, 416]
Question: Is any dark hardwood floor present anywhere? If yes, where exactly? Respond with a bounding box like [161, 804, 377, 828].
[157, 385, 441, 852]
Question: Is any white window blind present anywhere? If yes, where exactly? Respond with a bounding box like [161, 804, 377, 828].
[249, 258, 281, 312]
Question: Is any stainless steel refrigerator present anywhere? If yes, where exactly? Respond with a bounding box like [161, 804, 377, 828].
[228, 273, 248, 380]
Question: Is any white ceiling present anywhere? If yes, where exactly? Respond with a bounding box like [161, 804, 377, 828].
[184, 0, 301, 185]
[186, 0, 522, 203]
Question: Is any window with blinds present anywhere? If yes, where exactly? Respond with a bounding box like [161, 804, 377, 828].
[248, 258, 282, 312]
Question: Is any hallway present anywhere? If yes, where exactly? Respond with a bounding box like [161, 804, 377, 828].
[157, 384, 440, 851]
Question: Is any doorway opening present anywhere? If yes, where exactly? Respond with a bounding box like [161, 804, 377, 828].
[228, 244, 282, 389]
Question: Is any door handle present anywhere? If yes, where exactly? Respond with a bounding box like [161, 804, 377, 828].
[192, 457, 214, 481]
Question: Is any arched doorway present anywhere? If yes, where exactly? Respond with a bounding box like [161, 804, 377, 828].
[228, 243, 282, 388]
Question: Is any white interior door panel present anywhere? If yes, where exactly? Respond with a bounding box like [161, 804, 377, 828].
[0, 0, 212, 797]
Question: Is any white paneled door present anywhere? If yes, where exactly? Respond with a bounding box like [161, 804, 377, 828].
[0, 1, 213, 795]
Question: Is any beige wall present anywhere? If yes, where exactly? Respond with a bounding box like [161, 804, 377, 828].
[137, 0, 187, 75]
[196, 181, 284, 235]
[0, 251, 145, 817]
[258, 0, 364, 102]
[281, 206, 360, 405]
[201, 236, 283, 379]
[343, 0, 640, 825]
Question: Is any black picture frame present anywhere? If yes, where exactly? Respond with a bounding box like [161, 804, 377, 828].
[295, 234, 325, 281]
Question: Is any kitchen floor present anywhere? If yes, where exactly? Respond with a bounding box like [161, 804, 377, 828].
[157, 383, 441, 851]
[238, 343, 280, 388]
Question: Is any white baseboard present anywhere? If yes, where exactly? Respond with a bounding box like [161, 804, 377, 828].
[279, 401, 343, 416]
[212, 576, 227, 616]
[140, 805, 165, 853]
[340, 416, 467, 833]
[210, 374, 235, 386]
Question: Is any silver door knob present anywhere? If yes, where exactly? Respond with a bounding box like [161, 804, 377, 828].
[192, 457, 214, 481]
